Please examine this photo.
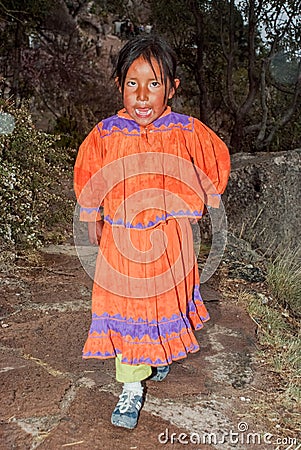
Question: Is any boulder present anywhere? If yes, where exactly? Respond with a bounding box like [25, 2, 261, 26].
[222, 149, 301, 255]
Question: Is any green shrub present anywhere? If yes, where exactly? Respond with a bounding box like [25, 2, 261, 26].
[0, 101, 75, 249]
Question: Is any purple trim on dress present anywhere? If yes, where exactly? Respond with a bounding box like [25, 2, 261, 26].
[118, 347, 199, 365]
[97, 112, 193, 137]
[187, 301, 210, 322]
[187, 286, 210, 321]
[86, 285, 209, 342]
[82, 347, 199, 365]
[152, 112, 192, 130]
[84, 349, 121, 358]
[194, 284, 203, 299]
[101, 116, 140, 135]
[88, 313, 195, 341]
[80, 206, 100, 214]
[104, 210, 203, 228]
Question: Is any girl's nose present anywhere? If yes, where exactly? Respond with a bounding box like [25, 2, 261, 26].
[137, 85, 149, 101]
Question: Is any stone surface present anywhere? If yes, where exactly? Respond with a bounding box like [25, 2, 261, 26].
[222, 149, 301, 254]
[0, 245, 297, 449]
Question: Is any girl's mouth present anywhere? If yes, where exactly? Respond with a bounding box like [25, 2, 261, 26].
[135, 108, 152, 118]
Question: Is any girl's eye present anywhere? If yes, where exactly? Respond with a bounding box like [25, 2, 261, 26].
[127, 81, 136, 87]
[150, 81, 160, 87]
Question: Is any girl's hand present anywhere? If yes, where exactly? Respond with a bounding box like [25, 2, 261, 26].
[88, 221, 104, 245]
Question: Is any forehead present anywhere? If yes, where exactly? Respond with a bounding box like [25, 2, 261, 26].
[126, 56, 163, 80]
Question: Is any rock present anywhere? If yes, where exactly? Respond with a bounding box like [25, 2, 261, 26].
[221, 233, 266, 282]
[222, 149, 301, 255]
[224, 233, 263, 264]
[227, 261, 266, 282]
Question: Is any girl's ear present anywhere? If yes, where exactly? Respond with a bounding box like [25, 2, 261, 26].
[115, 77, 122, 93]
[168, 78, 180, 99]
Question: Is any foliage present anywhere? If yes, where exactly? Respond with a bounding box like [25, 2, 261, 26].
[0, 101, 74, 249]
[0, 0, 52, 27]
[0, 0, 121, 141]
[1, 0, 300, 153]
[150, 0, 301, 153]
[267, 247, 301, 318]
[0, 0, 63, 98]
[65, 0, 126, 17]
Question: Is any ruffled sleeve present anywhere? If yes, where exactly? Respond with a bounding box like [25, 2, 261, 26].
[191, 119, 230, 208]
[74, 124, 105, 221]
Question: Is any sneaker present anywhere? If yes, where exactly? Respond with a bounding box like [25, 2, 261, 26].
[111, 389, 143, 429]
[149, 365, 170, 382]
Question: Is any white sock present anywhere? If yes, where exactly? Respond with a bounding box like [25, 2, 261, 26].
[123, 381, 143, 396]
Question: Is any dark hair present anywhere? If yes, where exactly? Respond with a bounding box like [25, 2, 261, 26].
[113, 35, 178, 101]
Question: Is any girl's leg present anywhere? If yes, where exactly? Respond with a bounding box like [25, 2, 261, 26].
[111, 355, 152, 429]
[115, 354, 152, 383]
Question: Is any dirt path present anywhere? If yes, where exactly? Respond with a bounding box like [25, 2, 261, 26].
[0, 244, 296, 450]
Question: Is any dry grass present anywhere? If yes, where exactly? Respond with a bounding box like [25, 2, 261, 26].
[238, 285, 300, 434]
[267, 246, 301, 318]
[217, 246, 300, 436]
[247, 294, 300, 397]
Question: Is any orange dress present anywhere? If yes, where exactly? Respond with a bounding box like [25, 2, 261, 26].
[74, 107, 230, 366]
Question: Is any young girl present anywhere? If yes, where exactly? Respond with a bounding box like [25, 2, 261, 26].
[74, 35, 230, 430]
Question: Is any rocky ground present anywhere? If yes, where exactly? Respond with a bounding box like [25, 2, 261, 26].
[1, 241, 299, 450]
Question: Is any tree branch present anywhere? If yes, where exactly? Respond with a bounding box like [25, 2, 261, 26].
[263, 62, 301, 148]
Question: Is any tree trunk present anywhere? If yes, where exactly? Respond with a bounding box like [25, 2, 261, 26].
[11, 22, 23, 101]
[230, 115, 245, 153]
[190, 0, 211, 124]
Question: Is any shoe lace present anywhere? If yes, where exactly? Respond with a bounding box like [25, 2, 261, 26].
[118, 390, 139, 413]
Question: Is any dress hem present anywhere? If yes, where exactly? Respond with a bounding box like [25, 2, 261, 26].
[82, 345, 201, 366]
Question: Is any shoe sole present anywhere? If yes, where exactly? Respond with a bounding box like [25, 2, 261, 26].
[111, 416, 137, 429]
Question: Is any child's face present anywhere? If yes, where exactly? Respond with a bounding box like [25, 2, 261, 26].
[118, 56, 179, 128]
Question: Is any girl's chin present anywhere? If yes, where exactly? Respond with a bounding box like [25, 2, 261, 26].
[132, 115, 154, 126]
